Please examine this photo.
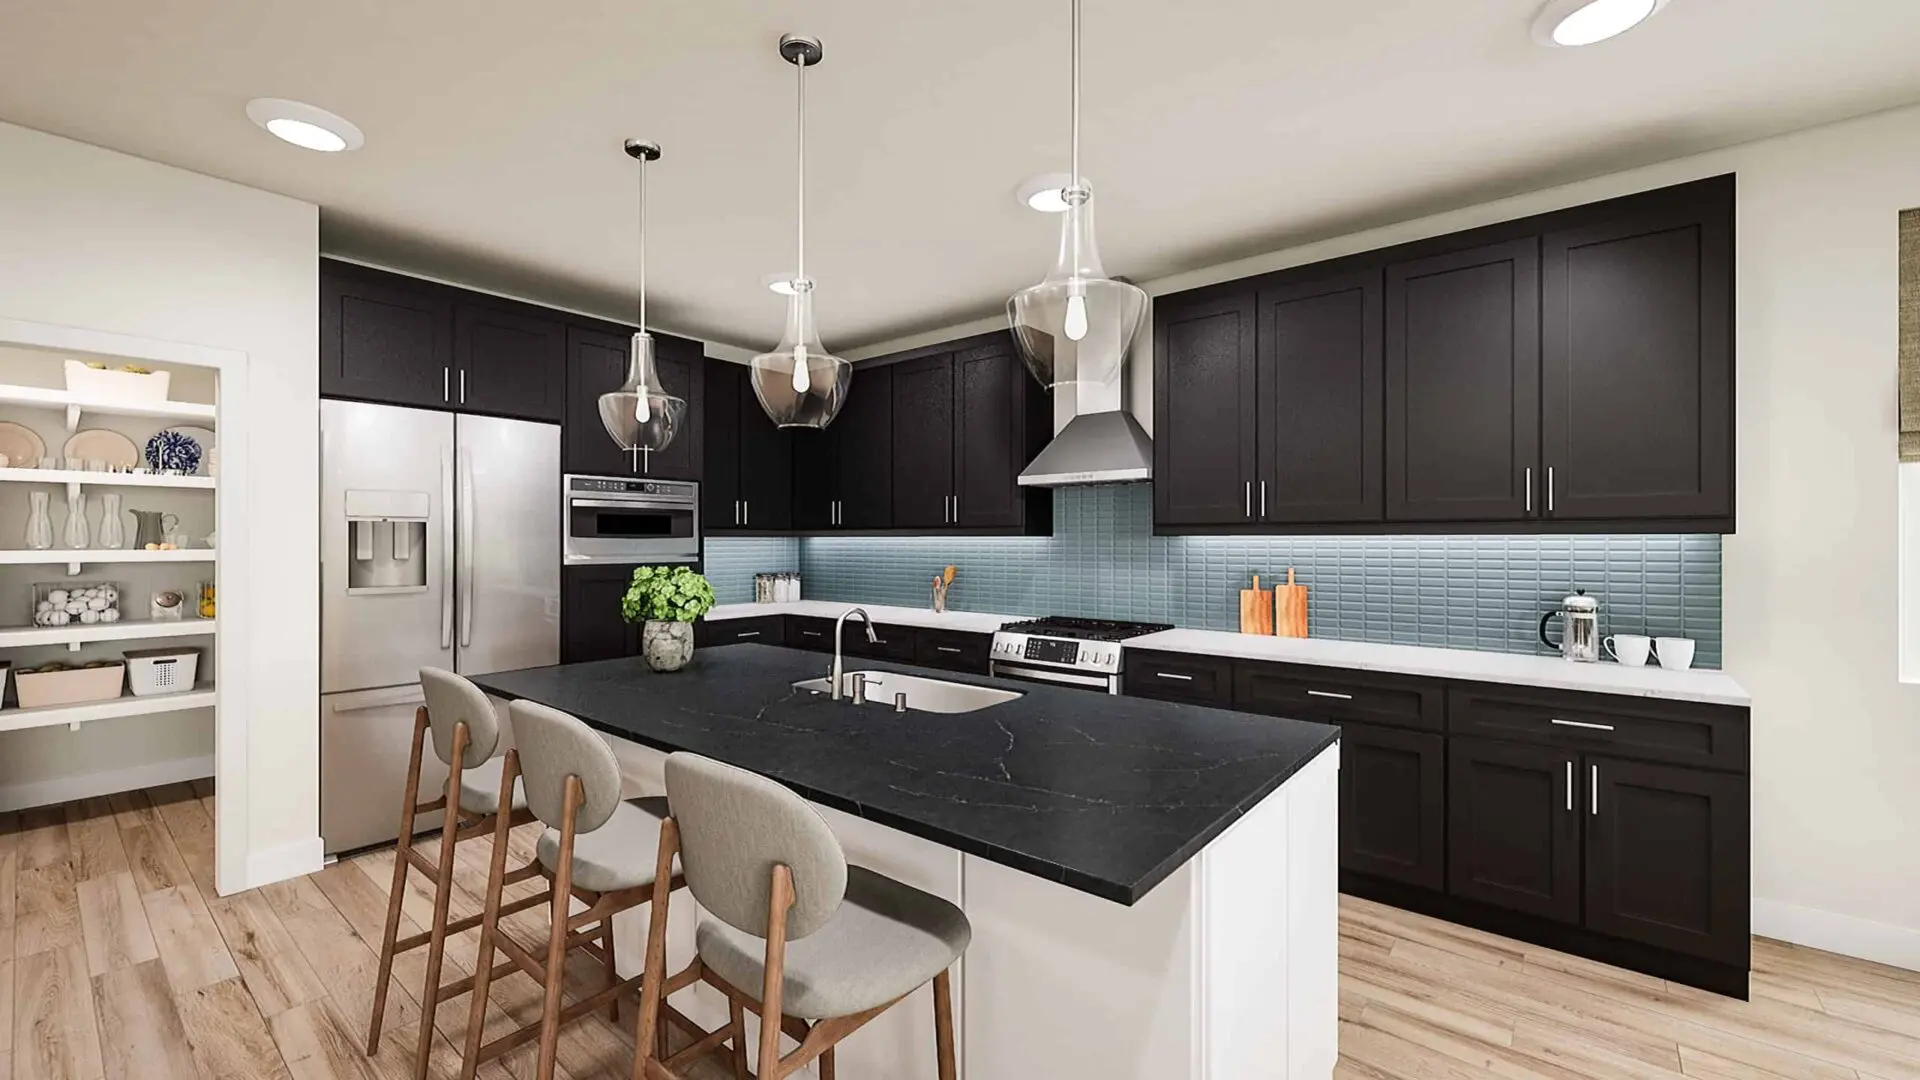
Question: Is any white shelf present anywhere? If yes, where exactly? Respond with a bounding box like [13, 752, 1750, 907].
[0, 549, 216, 574]
[0, 467, 214, 490]
[0, 685, 215, 734]
[0, 383, 215, 432]
[0, 618, 216, 651]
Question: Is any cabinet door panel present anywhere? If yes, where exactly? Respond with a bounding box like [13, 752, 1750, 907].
[955, 345, 1024, 528]
[454, 302, 565, 421]
[836, 365, 893, 529]
[1154, 289, 1259, 525]
[702, 360, 743, 528]
[890, 354, 955, 530]
[564, 326, 636, 478]
[1542, 192, 1732, 521]
[1447, 737, 1580, 924]
[1585, 756, 1748, 964]
[640, 338, 703, 481]
[561, 564, 636, 663]
[321, 263, 454, 409]
[1259, 270, 1384, 522]
[1340, 724, 1445, 890]
[738, 373, 794, 531]
[790, 428, 837, 530]
[1386, 240, 1540, 522]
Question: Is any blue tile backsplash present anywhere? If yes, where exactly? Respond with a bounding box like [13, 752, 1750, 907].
[706, 484, 1722, 668]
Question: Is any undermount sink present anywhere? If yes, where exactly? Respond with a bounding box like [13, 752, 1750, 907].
[793, 670, 1024, 714]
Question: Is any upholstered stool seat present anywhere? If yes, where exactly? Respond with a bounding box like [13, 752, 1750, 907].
[458, 756, 528, 816]
[534, 796, 672, 893]
[696, 864, 970, 1020]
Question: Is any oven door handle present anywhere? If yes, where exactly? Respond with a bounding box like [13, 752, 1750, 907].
[990, 663, 1113, 691]
[567, 498, 692, 511]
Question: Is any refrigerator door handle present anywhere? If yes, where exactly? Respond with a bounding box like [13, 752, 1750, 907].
[440, 446, 455, 650]
[459, 445, 475, 648]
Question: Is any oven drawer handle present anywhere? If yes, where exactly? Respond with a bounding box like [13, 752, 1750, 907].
[1306, 689, 1354, 700]
[1157, 672, 1195, 681]
[1549, 718, 1616, 732]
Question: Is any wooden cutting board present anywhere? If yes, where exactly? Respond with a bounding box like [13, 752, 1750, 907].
[1239, 574, 1274, 635]
[1275, 567, 1309, 638]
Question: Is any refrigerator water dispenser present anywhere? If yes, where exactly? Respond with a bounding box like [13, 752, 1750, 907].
[344, 488, 430, 593]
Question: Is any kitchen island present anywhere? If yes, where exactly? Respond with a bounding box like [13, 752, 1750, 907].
[476, 644, 1341, 1080]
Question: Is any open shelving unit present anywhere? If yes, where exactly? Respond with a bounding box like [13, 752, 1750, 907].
[0, 685, 215, 734]
[0, 617, 216, 651]
[0, 381, 216, 432]
[0, 466, 215, 490]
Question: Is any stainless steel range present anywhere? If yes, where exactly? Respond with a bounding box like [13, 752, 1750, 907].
[989, 617, 1175, 693]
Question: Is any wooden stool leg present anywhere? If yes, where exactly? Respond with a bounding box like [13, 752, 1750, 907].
[368, 707, 431, 1054]
[459, 750, 519, 1080]
[632, 818, 679, 1080]
[727, 1000, 749, 1080]
[412, 722, 470, 1080]
[932, 968, 956, 1080]
[819, 1046, 836, 1080]
[601, 918, 620, 1022]
[536, 776, 583, 1080]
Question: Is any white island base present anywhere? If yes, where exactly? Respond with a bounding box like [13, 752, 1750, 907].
[604, 741, 1340, 1080]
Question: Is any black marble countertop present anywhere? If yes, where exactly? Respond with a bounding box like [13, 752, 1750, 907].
[473, 645, 1339, 904]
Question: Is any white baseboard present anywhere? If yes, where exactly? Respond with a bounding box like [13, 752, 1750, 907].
[1753, 898, 1920, 973]
[0, 754, 214, 813]
[243, 835, 325, 893]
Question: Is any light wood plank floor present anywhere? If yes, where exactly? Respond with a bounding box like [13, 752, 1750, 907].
[3, 785, 1918, 1079]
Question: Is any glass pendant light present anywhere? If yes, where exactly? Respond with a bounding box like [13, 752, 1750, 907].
[1007, 0, 1148, 391]
[599, 138, 687, 452]
[751, 34, 852, 428]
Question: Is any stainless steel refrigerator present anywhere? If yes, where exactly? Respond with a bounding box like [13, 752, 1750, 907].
[319, 400, 560, 854]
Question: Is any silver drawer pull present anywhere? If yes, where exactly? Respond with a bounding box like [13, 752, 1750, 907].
[801, 630, 823, 638]
[1306, 690, 1354, 700]
[735, 631, 761, 639]
[1158, 672, 1195, 681]
[936, 646, 962, 654]
[1550, 718, 1615, 732]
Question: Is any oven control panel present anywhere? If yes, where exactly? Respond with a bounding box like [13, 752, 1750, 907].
[988, 633, 1123, 674]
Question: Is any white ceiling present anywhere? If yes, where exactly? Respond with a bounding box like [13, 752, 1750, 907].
[4, 1, 1920, 352]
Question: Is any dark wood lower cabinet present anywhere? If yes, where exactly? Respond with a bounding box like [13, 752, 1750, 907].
[1447, 736, 1582, 925]
[1339, 723, 1445, 890]
[1584, 756, 1749, 965]
[560, 564, 637, 664]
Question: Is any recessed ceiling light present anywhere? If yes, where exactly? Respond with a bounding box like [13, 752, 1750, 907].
[762, 272, 801, 296]
[1015, 172, 1092, 213]
[245, 98, 364, 152]
[1532, 0, 1667, 47]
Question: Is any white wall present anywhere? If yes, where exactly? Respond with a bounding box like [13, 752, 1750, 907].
[854, 103, 1920, 968]
[0, 121, 320, 891]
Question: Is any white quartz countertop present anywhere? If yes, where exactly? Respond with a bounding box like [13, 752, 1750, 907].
[704, 601, 1750, 707]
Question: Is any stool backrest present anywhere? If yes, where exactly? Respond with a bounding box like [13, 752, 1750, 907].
[419, 667, 502, 769]
[664, 752, 847, 940]
[506, 700, 624, 834]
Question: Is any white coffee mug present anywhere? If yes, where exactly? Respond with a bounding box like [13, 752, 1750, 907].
[1605, 634, 1651, 667]
[1653, 636, 1696, 671]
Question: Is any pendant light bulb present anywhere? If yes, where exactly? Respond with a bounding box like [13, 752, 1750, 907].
[751, 34, 851, 428]
[599, 140, 686, 453]
[1006, 0, 1147, 389]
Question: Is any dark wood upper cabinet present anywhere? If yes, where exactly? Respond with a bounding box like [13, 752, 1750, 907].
[1385, 237, 1541, 523]
[890, 353, 956, 530]
[705, 360, 792, 531]
[1447, 736, 1580, 925]
[1584, 756, 1749, 964]
[563, 324, 636, 478]
[1259, 268, 1384, 523]
[638, 337, 703, 481]
[702, 360, 744, 527]
[1154, 288, 1260, 525]
[1339, 724, 1446, 891]
[320, 261, 455, 410]
[790, 428, 837, 530]
[954, 342, 1032, 529]
[1542, 181, 1733, 523]
[835, 364, 893, 529]
[453, 302, 565, 422]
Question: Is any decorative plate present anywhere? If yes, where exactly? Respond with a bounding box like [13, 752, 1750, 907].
[63, 428, 141, 469]
[166, 426, 216, 475]
[144, 429, 202, 474]
[0, 421, 47, 469]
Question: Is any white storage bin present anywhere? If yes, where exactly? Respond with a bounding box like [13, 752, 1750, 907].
[15, 662, 125, 708]
[64, 359, 171, 403]
[125, 647, 200, 696]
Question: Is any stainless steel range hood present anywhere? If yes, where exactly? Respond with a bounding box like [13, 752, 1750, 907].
[1017, 356, 1151, 487]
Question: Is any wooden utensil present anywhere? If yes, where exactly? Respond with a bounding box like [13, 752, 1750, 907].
[1239, 574, 1275, 635]
[1274, 567, 1309, 638]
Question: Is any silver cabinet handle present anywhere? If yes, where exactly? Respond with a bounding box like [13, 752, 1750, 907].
[953, 494, 959, 522]
[459, 368, 467, 404]
[643, 447, 651, 474]
[1590, 764, 1598, 815]
[1548, 466, 1556, 512]
[1158, 672, 1195, 681]
[458, 446, 474, 648]
[742, 500, 748, 526]
[1550, 718, 1615, 731]
[735, 631, 761, 639]
[1565, 761, 1573, 812]
[936, 646, 962, 654]
[800, 629, 823, 638]
[1260, 480, 1267, 519]
[1245, 481, 1252, 519]
[443, 366, 450, 403]
[1306, 690, 1353, 700]
[1525, 466, 1533, 513]
[440, 447, 454, 650]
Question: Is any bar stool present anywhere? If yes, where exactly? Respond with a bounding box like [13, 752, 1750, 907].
[634, 752, 970, 1080]
[367, 667, 538, 1080]
[459, 700, 685, 1080]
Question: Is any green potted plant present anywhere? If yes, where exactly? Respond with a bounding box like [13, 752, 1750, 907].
[621, 565, 715, 672]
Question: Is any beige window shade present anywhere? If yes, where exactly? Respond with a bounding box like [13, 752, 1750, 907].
[1903, 209, 1920, 461]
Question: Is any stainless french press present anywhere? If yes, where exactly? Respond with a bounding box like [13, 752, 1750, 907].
[1539, 588, 1600, 663]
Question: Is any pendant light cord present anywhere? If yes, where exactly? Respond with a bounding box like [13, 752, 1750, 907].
[796, 56, 807, 284]
[1070, 0, 1081, 193]
[637, 152, 647, 332]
